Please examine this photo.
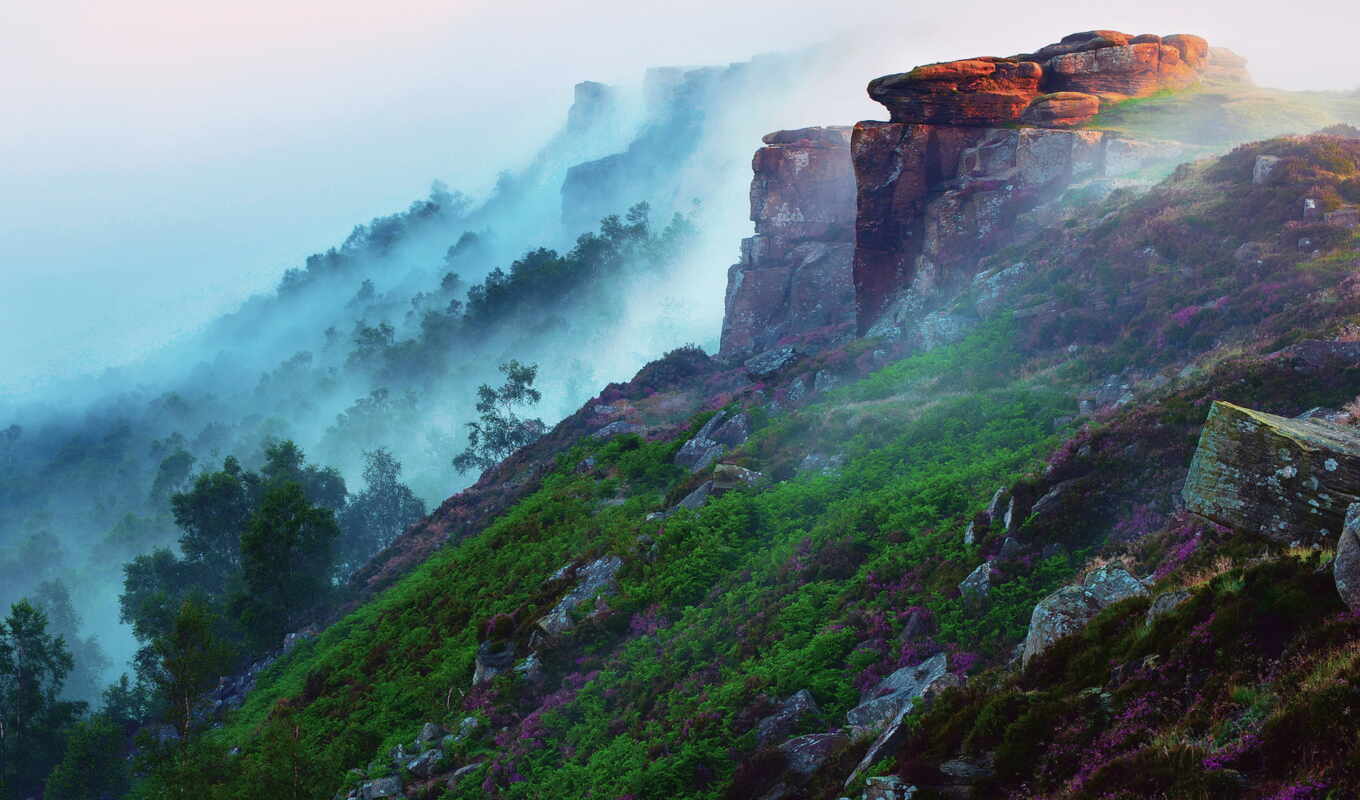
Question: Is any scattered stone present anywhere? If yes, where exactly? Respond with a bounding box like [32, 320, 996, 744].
[1335, 503, 1360, 612]
[674, 481, 715, 511]
[471, 640, 515, 685]
[416, 722, 446, 747]
[1023, 566, 1148, 666]
[446, 762, 484, 791]
[406, 748, 443, 778]
[755, 689, 821, 746]
[1182, 401, 1360, 544]
[1145, 589, 1191, 625]
[537, 556, 624, 635]
[864, 775, 917, 799]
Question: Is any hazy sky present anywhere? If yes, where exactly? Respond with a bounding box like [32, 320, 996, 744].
[3, 0, 1357, 395]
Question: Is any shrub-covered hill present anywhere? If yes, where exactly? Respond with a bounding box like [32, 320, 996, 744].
[125, 130, 1360, 800]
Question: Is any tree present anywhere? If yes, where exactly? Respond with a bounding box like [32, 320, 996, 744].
[0, 601, 82, 798]
[42, 714, 129, 800]
[31, 580, 109, 704]
[170, 457, 256, 592]
[120, 548, 197, 645]
[260, 440, 347, 512]
[148, 596, 232, 739]
[453, 360, 546, 475]
[337, 449, 427, 579]
[235, 484, 341, 650]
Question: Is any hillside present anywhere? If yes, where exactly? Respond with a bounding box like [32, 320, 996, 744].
[9, 26, 1360, 800]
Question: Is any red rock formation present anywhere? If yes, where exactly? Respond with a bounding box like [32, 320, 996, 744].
[849, 29, 1230, 334]
[720, 127, 857, 356]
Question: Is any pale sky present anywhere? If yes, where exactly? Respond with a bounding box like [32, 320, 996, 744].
[2, 0, 1356, 394]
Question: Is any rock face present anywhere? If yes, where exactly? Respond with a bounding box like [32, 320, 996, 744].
[1335, 503, 1360, 612]
[1022, 566, 1148, 666]
[846, 652, 950, 731]
[755, 689, 821, 746]
[1182, 401, 1360, 544]
[850, 30, 1231, 335]
[720, 128, 858, 357]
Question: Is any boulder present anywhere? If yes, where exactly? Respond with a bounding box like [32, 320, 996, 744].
[710, 413, 753, 448]
[958, 562, 992, 611]
[846, 652, 950, 730]
[1021, 92, 1102, 128]
[674, 481, 715, 511]
[755, 689, 821, 746]
[406, 748, 443, 779]
[779, 731, 849, 777]
[1335, 503, 1360, 612]
[446, 762, 483, 791]
[416, 722, 446, 747]
[674, 437, 725, 473]
[471, 640, 515, 685]
[537, 556, 623, 635]
[1023, 566, 1148, 666]
[1182, 401, 1360, 544]
[1253, 155, 1281, 185]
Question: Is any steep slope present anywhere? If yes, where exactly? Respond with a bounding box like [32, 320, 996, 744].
[127, 24, 1360, 798]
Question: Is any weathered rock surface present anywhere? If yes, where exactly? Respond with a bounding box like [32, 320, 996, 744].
[1023, 566, 1148, 666]
[779, 731, 849, 777]
[1335, 503, 1360, 612]
[745, 346, 802, 379]
[720, 127, 857, 356]
[958, 562, 992, 611]
[869, 58, 1043, 126]
[537, 555, 623, 635]
[1021, 92, 1102, 128]
[846, 652, 950, 730]
[865, 775, 918, 799]
[1182, 401, 1360, 544]
[1145, 589, 1191, 625]
[357, 777, 401, 800]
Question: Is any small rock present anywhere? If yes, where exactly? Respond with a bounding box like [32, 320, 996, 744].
[471, 640, 515, 685]
[675, 481, 715, 511]
[713, 464, 768, 492]
[591, 420, 641, 439]
[416, 722, 446, 747]
[537, 556, 624, 635]
[514, 652, 544, 682]
[406, 748, 443, 778]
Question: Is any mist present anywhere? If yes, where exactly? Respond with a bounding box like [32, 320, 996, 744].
[2, 0, 1358, 707]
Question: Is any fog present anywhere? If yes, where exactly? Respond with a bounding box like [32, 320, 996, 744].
[1, 0, 1358, 703]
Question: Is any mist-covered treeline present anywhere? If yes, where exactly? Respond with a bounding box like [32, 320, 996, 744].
[0, 42, 897, 717]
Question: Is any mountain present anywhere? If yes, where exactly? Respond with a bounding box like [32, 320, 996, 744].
[10, 26, 1360, 800]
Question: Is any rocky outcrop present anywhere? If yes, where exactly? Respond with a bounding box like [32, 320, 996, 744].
[1022, 566, 1147, 666]
[755, 690, 821, 746]
[851, 30, 1232, 334]
[1182, 401, 1360, 544]
[720, 128, 858, 356]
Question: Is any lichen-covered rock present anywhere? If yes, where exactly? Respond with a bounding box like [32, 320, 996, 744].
[744, 346, 801, 379]
[591, 420, 641, 439]
[1334, 503, 1360, 612]
[712, 464, 767, 492]
[1023, 566, 1148, 666]
[1182, 401, 1360, 544]
[959, 562, 992, 611]
[846, 652, 950, 730]
[755, 689, 821, 746]
[537, 556, 623, 635]
[358, 777, 401, 800]
[674, 437, 725, 472]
